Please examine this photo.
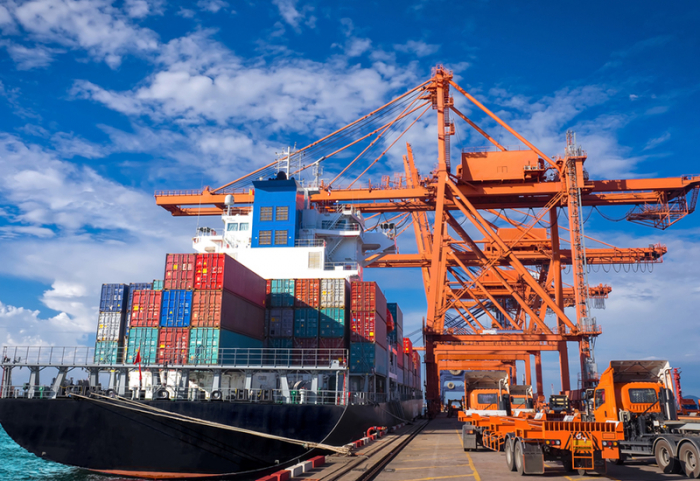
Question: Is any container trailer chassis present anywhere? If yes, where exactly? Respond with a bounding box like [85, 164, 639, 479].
[460, 413, 625, 475]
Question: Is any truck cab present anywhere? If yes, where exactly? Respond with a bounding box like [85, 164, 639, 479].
[509, 384, 535, 415]
[462, 371, 512, 416]
[679, 398, 700, 416]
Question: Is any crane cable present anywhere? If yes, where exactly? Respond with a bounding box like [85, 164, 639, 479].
[72, 393, 352, 455]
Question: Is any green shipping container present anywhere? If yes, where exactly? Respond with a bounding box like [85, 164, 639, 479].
[270, 279, 295, 307]
[94, 341, 120, 364]
[153, 279, 164, 291]
[294, 308, 319, 338]
[126, 327, 158, 363]
[320, 308, 346, 338]
[188, 328, 263, 365]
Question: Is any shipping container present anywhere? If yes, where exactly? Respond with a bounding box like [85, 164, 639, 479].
[403, 353, 410, 370]
[153, 279, 164, 291]
[293, 337, 319, 363]
[293, 308, 319, 338]
[397, 367, 404, 385]
[320, 278, 348, 308]
[94, 341, 120, 364]
[319, 337, 346, 349]
[293, 338, 319, 349]
[125, 327, 158, 363]
[387, 303, 403, 332]
[99, 284, 129, 312]
[294, 279, 320, 308]
[350, 281, 387, 316]
[126, 282, 152, 325]
[397, 340, 405, 368]
[157, 328, 190, 364]
[266, 338, 293, 349]
[350, 311, 387, 347]
[403, 337, 413, 357]
[319, 308, 346, 338]
[96, 311, 125, 342]
[130, 290, 163, 328]
[269, 279, 295, 307]
[194, 254, 266, 306]
[188, 328, 263, 364]
[318, 337, 347, 363]
[350, 342, 388, 375]
[160, 290, 192, 328]
[164, 253, 196, 290]
[191, 290, 264, 339]
[267, 308, 294, 337]
[413, 351, 420, 371]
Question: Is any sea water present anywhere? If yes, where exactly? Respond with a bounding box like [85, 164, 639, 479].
[0, 425, 137, 480]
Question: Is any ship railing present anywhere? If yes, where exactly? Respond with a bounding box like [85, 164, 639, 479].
[1, 346, 349, 370]
[1, 385, 58, 399]
[324, 261, 359, 271]
[294, 238, 325, 247]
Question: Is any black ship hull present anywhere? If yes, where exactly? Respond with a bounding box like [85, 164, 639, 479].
[0, 397, 422, 479]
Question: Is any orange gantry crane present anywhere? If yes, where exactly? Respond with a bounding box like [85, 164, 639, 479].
[155, 66, 699, 415]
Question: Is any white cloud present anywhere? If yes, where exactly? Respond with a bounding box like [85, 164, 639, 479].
[197, 0, 229, 13]
[344, 37, 372, 57]
[272, 0, 315, 31]
[123, 0, 164, 18]
[6, 0, 159, 68]
[643, 131, 671, 151]
[2, 41, 60, 69]
[394, 40, 439, 58]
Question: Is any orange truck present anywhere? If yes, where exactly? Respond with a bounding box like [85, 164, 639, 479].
[461, 370, 534, 416]
[462, 360, 700, 477]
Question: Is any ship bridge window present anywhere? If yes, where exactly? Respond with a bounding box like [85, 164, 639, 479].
[275, 206, 289, 221]
[239, 222, 249, 231]
[308, 252, 321, 269]
[274, 230, 288, 245]
[260, 207, 273, 221]
[259, 230, 272, 245]
[629, 388, 657, 404]
[227, 223, 239, 231]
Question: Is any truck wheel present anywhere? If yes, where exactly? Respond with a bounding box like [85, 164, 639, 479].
[514, 440, 525, 475]
[612, 453, 627, 465]
[655, 438, 680, 474]
[680, 443, 700, 478]
[505, 438, 516, 472]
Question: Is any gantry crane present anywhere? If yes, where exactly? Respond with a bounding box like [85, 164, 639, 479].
[155, 66, 699, 415]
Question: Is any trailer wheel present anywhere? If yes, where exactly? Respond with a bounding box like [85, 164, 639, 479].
[505, 438, 516, 472]
[680, 442, 700, 478]
[613, 453, 627, 466]
[655, 438, 680, 474]
[514, 440, 525, 476]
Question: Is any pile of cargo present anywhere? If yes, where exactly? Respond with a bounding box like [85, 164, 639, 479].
[349, 281, 388, 376]
[264, 278, 349, 350]
[93, 253, 266, 365]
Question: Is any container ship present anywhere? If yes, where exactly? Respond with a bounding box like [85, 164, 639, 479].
[0, 175, 423, 479]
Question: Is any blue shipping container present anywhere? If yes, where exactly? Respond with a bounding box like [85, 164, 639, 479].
[270, 279, 295, 307]
[294, 308, 319, 338]
[160, 290, 192, 327]
[320, 308, 346, 338]
[350, 342, 388, 375]
[94, 341, 120, 364]
[125, 327, 158, 363]
[99, 284, 129, 313]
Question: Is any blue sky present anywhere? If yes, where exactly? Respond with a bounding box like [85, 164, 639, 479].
[0, 0, 699, 393]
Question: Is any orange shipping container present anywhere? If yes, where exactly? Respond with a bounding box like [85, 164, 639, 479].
[164, 254, 195, 290]
[294, 279, 320, 308]
[350, 281, 387, 316]
[130, 290, 162, 328]
[190, 290, 265, 340]
[157, 328, 189, 364]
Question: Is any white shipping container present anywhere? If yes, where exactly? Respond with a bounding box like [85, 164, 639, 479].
[321, 279, 348, 308]
[96, 311, 124, 342]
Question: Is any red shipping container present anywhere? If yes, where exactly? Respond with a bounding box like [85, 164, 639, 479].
[266, 280, 272, 295]
[351, 282, 387, 317]
[164, 254, 196, 290]
[293, 338, 319, 349]
[403, 338, 413, 357]
[319, 337, 346, 349]
[412, 351, 420, 371]
[130, 290, 163, 328]
[293, 337, 319, 364]
[157, 328, 189, 364]
[190, 290, 264, 339]
[294, 279, 320, 308]
[386, 308, 394, 333]
[194, 254, 266, 307]
[319, 337, 346, 363]
[350, 311, 387, 348]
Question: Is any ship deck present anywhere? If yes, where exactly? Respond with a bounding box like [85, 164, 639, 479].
[298, 415, 679, 481]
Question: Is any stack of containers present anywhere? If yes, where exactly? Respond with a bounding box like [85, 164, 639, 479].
[95, 284, 129, 363]
[158, 253, 196, 364]
[293, 279, 320, 349]
[187, 253, 266, 364]
[125, 282, 152, 327]
[319, 279, 349, 350]
[403, 338, 414, 388]
[386, 303, 403, 347]
[266, 279, 295, 348]
[125, 289, 162, 363]
[349, 282, 388, 376]
[412, 351, 421, 389]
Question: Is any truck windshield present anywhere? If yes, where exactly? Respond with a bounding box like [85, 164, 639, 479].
[477, 393, 498, 405]
[629, 388, 657, 404]
[511, 396, 527, 405]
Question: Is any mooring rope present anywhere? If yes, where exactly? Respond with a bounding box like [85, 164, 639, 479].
[72, 393, 351, 455]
